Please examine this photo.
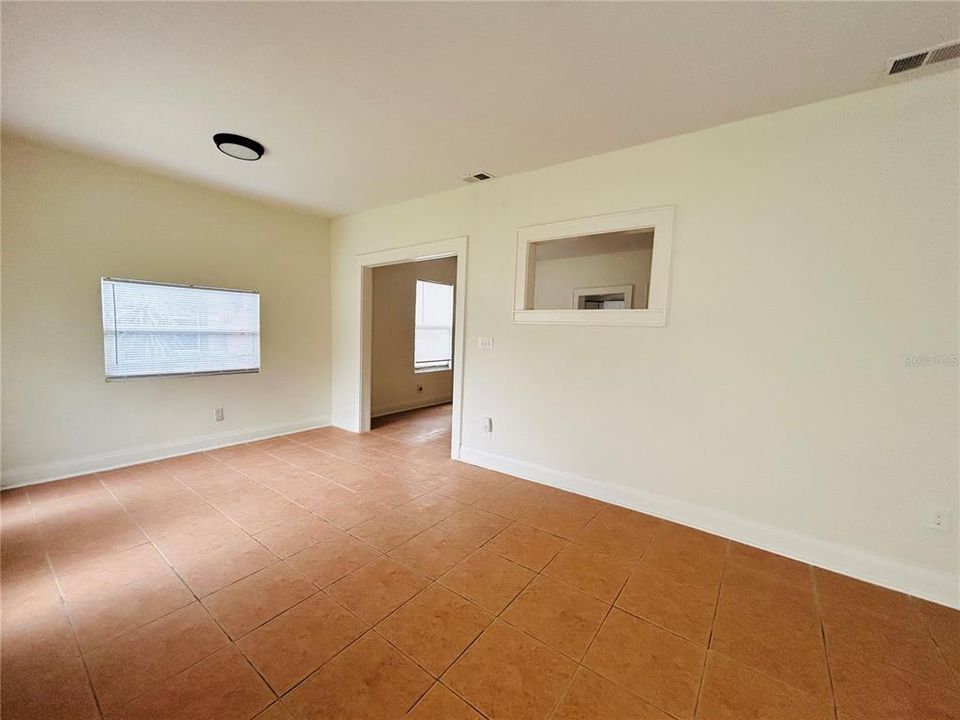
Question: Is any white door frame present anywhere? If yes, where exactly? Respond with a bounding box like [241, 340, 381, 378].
[354, 236, 468, 458]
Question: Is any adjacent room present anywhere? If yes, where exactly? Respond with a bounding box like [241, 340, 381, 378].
[1, 2, 958, 719]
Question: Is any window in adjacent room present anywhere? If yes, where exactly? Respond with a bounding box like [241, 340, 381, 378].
[100, 278, 260, 380]
[414, 279, 454, 371]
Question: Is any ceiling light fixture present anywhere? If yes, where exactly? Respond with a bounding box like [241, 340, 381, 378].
[213, 133, 265, 161]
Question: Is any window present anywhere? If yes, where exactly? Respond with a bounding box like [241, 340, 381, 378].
[514, 206, 674, 326]
[101, 278, 260, 379]
[414, 279, 454, 371]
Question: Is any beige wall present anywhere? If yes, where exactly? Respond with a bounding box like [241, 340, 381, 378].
[1, 135, 332, 485]
[533, 247, 653, 309]
[371, 257, 456, 416]
[331, 72, 960, 604]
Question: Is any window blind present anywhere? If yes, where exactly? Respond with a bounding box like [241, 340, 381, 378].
[101, 278, 261, 379]
[414, 279, 454, 371]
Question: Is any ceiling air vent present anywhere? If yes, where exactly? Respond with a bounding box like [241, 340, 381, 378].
[885, 40, 960, 76]
[927, 41, 960, 65]
[461, 171, 495, 184]
[889, 52, 928, 75]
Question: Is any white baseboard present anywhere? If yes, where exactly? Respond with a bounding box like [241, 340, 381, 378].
[1, 416, 331, 490]
[371, 397, 452, 419]
[459, 446, 959, 609]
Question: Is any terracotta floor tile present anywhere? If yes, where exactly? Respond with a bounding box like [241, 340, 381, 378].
[501, 575, 608, 660]
[12, 405, 958, 720]
[484, 523, 567, 571]
[917, 598, 960, 676]
[174, 537, 276, 597]
[442, 620, 577, 720]
[69, 569, 195, 651]
[520, 493, 603, 539]
[349, 507, 436, 551]
[435, 474, 495, 504]
[282, 632, 432, 719]
[0, 651, 100, 720]
[582, 608, 704, 720]
[439, 549, 534, 613]
[712, 595, 832, 699]
[253, 513, 339, 557]
[638, 524, 727, 589]
[405, 683, 484, 719]
[543, 543, 634, 603]
[203, 562, 317, 639]
[473, 481, 550, 520]
[254, 703, 296, 720]
[823, 601, 958, 690]
[433, 506, 511, 548]
[237, 592, 366, 693]
[207, 487, 311, 534]
[829, 642, 960, 720]
[174, 465, 262, 499]
[615, 566, 718, 646]
[575, 508, 660, 561]
[727, 541, 812, 589]
[105, 645, 274, 720]
[378, 583, 493, 676]
[85, 602, 229, 712]
[815, 567, 916, 623]
[720, 563, 818, 628]
[285, 530, 380, 587]
[52, 541, 172, 603]
[327, 556, 430, 624]
[2, 601, 82, 669]
[553, 667, 673, 720]
[388, 526, 474, 579]
[697, 651, 833, 720]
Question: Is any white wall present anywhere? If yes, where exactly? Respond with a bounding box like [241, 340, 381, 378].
[1, 135, 332, 485]
[331, 72, 960, 605]
[372, 257, 456, 416]
[533, 247, 653, 309]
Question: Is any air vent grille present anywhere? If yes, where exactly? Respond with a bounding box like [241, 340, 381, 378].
[928, 42, 960, 65]
[889, 52, 928, 74]
[461, 171, 495, 184]
[886, 40, 960, 76]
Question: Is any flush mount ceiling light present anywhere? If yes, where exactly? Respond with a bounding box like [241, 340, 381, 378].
[213, 133, 265, 161]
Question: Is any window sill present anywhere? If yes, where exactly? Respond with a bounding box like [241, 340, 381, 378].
[414, 365, 452, 374]
[512, 309, 666, 327]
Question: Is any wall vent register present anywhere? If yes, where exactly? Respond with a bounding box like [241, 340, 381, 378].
[100, 278, 260, 380]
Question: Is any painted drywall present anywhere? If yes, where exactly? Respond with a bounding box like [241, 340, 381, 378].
[533, 247, 653, 309]
[331, 71, 960, 604]
[371, 257, 456, 416]
[1, 135, 332, 486]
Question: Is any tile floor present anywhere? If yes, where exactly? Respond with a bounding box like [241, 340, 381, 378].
[2, 403, 959, 719]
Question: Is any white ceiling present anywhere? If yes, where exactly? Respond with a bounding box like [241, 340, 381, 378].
[3, 2, 957, 217]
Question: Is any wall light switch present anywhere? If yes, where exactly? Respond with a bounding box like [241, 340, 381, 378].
[215, 408, 224, 422]
[480, 416, 493, 434]
[478, 337, 494, 350]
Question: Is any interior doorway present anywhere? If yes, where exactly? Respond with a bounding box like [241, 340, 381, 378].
[371, 256, 457, 419]
[355, 236, 467, 458]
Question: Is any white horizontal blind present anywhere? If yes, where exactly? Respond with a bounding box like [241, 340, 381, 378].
[101, 278, 260, 379]
[414, 279, 454, 370]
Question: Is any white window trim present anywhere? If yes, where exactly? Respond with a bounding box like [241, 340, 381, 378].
[513, 205, 674, 327]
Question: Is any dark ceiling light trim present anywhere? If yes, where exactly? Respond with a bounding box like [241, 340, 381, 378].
[213, 133, 265, 161]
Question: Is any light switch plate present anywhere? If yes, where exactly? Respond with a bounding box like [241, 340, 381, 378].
[478, 337, 494, 350]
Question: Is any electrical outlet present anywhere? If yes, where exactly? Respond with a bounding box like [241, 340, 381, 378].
[480, 416, 493, 434]
[215, 408, 224, 422]
[926, 510, 951, 531]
